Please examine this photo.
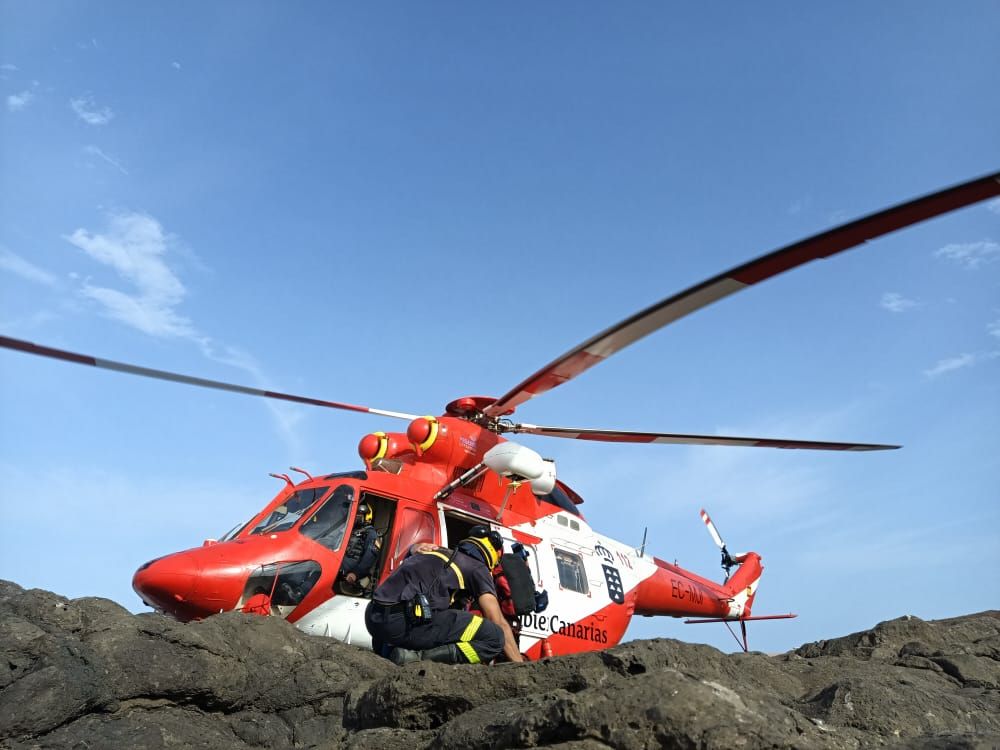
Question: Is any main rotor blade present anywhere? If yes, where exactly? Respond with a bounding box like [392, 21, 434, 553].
[510, 422, 900, 451]
[0, 336, 419, 421]
[484, 171, 1000, 417]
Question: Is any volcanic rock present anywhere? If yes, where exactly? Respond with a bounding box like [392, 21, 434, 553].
[1, 580, 997, 749]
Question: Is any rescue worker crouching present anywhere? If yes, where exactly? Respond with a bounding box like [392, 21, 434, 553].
[468, 541, 547, 659]
[364, 525, 524, 665]
[337, 502, 381, 593]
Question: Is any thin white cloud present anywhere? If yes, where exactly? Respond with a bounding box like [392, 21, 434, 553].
[6, 90, 34, 111]
[787, 197, 809, 216]
[70, 95, 114, 125]
[172, 61, 182, 70]
[827, 209, 850, 225]
[0, 310, 58, 331]
[0, 246, 58, 286]
[923, 353, 977, 378]
[880, 292, 916, 314]
[63, 212, 305, 457]
[84, 144, 128, 175]
[0, 64, 18, 72]
[80, 286, 196, 338]
[988, 198, 1000, 215]
[988, 320, 1000, 340]
[64, 212, 193, 338]
[934, 240, 1000, 270]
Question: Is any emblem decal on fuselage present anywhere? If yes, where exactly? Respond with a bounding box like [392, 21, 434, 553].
[602, 564, 625, 604]
[594, 543, 625, 604]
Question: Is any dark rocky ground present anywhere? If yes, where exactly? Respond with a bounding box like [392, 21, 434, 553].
[1, 580, 997, 749]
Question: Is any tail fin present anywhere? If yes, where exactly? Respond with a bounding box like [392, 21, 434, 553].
[722, 552, 763, 618]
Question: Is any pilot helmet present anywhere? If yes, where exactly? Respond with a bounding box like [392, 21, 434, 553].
[356, 502, 373, 526]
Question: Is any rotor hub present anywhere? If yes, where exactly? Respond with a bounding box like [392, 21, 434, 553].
[445, 396, 514, 432]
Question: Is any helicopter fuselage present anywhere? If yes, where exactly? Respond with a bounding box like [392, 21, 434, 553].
[133, 413, 759, 659]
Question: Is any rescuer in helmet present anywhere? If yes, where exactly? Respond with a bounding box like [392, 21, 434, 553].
[337, 502, 381, 593]
[465, 541, 546, 657]
[364, 525, 524, 665]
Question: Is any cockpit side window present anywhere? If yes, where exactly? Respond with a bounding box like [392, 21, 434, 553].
[249, 485, 331, 536]
[299, 484, 356, 551]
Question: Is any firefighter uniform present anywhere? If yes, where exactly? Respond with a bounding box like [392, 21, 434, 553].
[364, 546, 504, 664]
[339, 524, 380, 582]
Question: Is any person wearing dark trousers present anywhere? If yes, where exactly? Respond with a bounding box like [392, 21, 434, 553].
[365, 525, 523, 665]
[338, 503, 381, 591]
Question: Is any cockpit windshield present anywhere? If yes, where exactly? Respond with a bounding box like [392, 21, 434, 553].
[249, 485, 331, 535]
[219, 520, 250, 542]
[299, 484, 355, 551]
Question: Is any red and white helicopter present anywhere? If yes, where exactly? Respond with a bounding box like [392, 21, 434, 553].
[3, 172, 997, 657]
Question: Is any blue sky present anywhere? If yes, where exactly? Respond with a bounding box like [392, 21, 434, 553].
[1, 3, 997, 653]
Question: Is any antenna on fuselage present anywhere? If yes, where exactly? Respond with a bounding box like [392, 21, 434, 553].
[269, 473, 294, 488]
[637, 526, 648, 558]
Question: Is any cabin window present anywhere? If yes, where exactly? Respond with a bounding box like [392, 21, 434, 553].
[249, 485, 332, 535]
[299, 484, 356, 551]
[390, 508, 436, 571]
[554, 548, 589, 594]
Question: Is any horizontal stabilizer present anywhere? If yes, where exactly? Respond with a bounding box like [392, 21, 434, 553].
[684, 613, 797, 624]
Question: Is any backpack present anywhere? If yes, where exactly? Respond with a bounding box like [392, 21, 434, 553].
[498, 553, 537, 616]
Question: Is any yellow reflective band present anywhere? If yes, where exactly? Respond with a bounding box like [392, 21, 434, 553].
[449, 563, 464, 589]
[418, 416, 439, 452]
[470, 538, 498, 570]
[456, 641, 480, 664]
[422, 550, 465, 589]
[460, 615, 483, 642]
[372, 432, 388, 462]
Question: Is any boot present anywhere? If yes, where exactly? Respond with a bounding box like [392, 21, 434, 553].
[389, 647, 421, 665]
[419, 643, 462, 664]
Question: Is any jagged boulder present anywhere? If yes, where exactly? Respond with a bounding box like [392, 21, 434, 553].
[1, 580, 998, 749]
[0, 581, 392, 748]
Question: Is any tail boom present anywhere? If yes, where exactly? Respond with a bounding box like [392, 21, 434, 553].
[633, 552, 764, 619]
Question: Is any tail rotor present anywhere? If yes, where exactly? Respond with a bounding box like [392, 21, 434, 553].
[699, 509, 738, 581]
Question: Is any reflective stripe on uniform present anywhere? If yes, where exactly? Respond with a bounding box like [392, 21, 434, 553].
[460, 614, 483, 642]
[456, 641, 480, 664]
[423, 550, 465, 589]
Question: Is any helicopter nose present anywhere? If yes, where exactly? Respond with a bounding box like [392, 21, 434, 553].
[132, 552, 210, 621]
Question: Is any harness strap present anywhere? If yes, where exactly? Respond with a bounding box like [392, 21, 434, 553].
[421, 550, 465, 590]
